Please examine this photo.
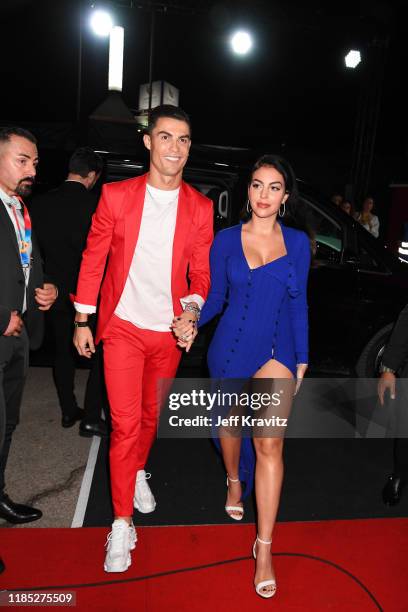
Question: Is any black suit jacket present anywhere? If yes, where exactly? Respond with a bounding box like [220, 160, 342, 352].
[382, 303, 408, 375]
[0, 199, 45, 349]
[30, 181, 97, 310]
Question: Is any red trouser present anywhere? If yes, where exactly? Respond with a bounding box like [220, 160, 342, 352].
[102, 315, 182, 516]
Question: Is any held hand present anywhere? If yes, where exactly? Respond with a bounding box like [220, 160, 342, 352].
[378, 372, 396, 406]
[177, 325, 198, 353]
[295, 363, 308, 395]
[171, 311, 197, 339]
[3, 311, 23, 336]
[35, 283, 58, 311]
[73, 326, 95, 358]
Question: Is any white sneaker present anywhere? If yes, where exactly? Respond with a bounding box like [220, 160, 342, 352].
[104, 519, 137, 573]
[134, 470, 156, 513]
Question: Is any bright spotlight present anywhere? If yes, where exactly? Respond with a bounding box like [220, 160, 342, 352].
[230, 31, 253, 56]
[109, 26, 124, 92]
[90, 10, 113, 37]
[345, 49, 361, 69]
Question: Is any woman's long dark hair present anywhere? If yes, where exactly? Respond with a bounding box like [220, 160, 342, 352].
[241, 154, 312, 238]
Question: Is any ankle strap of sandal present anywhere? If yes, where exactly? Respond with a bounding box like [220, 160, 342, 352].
[227, 475, 240, 483]
[257, 535, 272, 545]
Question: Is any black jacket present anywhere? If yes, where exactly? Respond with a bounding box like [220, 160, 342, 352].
[382, 303, 408, 375]
[30, 181, 97, 309]
[0, 199, 45, 349]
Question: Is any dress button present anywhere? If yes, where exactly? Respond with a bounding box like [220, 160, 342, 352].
[235, 339, 239, 343]
[222, 369, 226, 374]
[242, 317, 246, 321]
[231, 349, 235, 353]
[238, 328, 242, 332]
[248, 282, 252, 286]
[246, 294, 250, 298]
[244, 305, 248, 310]
[226, 359, 230, 363]
[289, 261, 293, 266]
[289, 273, 292, 278]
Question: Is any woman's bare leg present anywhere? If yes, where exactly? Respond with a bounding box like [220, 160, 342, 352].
[219, 436, 243, 518]
[252, 358, 294, 595]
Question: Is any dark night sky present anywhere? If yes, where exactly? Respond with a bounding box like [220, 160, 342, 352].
[1, 0, 407, 186]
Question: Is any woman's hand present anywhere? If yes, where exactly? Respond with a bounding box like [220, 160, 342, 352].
[171, 313, 198, 352]
[295, 363, 308, 395]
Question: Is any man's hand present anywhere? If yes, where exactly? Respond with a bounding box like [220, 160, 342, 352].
[35, 283, 58, 311]
[171, 311, 198, 353]
[378, 372, 396, 406]
[73, 325, 95, 358]
[3, 311, 23, 336]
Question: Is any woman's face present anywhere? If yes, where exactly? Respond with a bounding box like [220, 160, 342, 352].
[248, 165, 288, 219]
[363, 197, 374, 212]
[341, 202, 352, 214]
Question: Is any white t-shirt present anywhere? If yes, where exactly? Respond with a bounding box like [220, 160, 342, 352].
[114, 184, 179, 331]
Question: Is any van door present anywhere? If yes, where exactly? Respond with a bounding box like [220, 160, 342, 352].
[303, 200, 361, 374]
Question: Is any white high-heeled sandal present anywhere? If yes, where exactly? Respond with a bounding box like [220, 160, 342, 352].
[252, 535, 277, 599]
[225, 475, 244, 521]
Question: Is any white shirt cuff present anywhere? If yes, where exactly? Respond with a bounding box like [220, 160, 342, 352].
[74, 302, 97, 314]
[180, 294, 204, 310]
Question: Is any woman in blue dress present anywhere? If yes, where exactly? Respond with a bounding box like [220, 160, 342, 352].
[197, 154, 311, 598]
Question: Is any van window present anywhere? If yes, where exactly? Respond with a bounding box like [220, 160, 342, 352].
[301, 198, 343, 262]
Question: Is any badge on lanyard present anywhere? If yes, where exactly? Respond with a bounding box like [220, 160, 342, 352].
[10, 200, 32, 269]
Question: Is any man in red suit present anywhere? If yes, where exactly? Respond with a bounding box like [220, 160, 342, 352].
[73, 105, 213, 572]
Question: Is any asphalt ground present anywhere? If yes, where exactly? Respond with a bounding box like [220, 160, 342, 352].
[2, 366, 408, 531]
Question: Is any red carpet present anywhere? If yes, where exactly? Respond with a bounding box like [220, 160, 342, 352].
[0, 518, 405, 611]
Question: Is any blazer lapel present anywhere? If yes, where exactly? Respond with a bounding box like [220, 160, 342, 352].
[0, 198, 21, 261]
[171, 181, 194, 289]
[123, 174, 148, 283]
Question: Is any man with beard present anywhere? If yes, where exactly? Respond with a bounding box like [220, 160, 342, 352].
[0, 127, 57, 524]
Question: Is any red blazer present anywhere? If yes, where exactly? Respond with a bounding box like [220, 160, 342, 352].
[74, 174, 213, 343]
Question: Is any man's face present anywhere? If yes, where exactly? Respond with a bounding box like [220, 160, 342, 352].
[143, 117, 191, 180]
[0, 135, 38, 197]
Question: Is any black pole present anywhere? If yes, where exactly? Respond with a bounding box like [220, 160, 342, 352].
[148, 9, 156, 112]
[76, 0, 83, 124]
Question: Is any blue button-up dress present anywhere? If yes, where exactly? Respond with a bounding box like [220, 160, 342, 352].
[198, 221, 311, 496]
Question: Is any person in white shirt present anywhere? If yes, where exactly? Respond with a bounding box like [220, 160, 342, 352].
[354, 196, 380, 238]
[73, 105, 213, 572]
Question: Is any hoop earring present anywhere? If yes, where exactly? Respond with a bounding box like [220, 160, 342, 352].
[279, 201, 286, 218]
[246, 199, 252, 214]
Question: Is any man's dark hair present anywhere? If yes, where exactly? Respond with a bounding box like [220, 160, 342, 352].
[147, 105, 191, 135]
[68, 147, 104, 177]
[0, 126, 37, 145]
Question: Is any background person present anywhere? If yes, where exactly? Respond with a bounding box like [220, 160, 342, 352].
[340, 200, 353, 215]
[330, 193, 343, 206]
[377, 303, 408, 505]
[354, 196, 380, 238]
[30, 147, 108, 437]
